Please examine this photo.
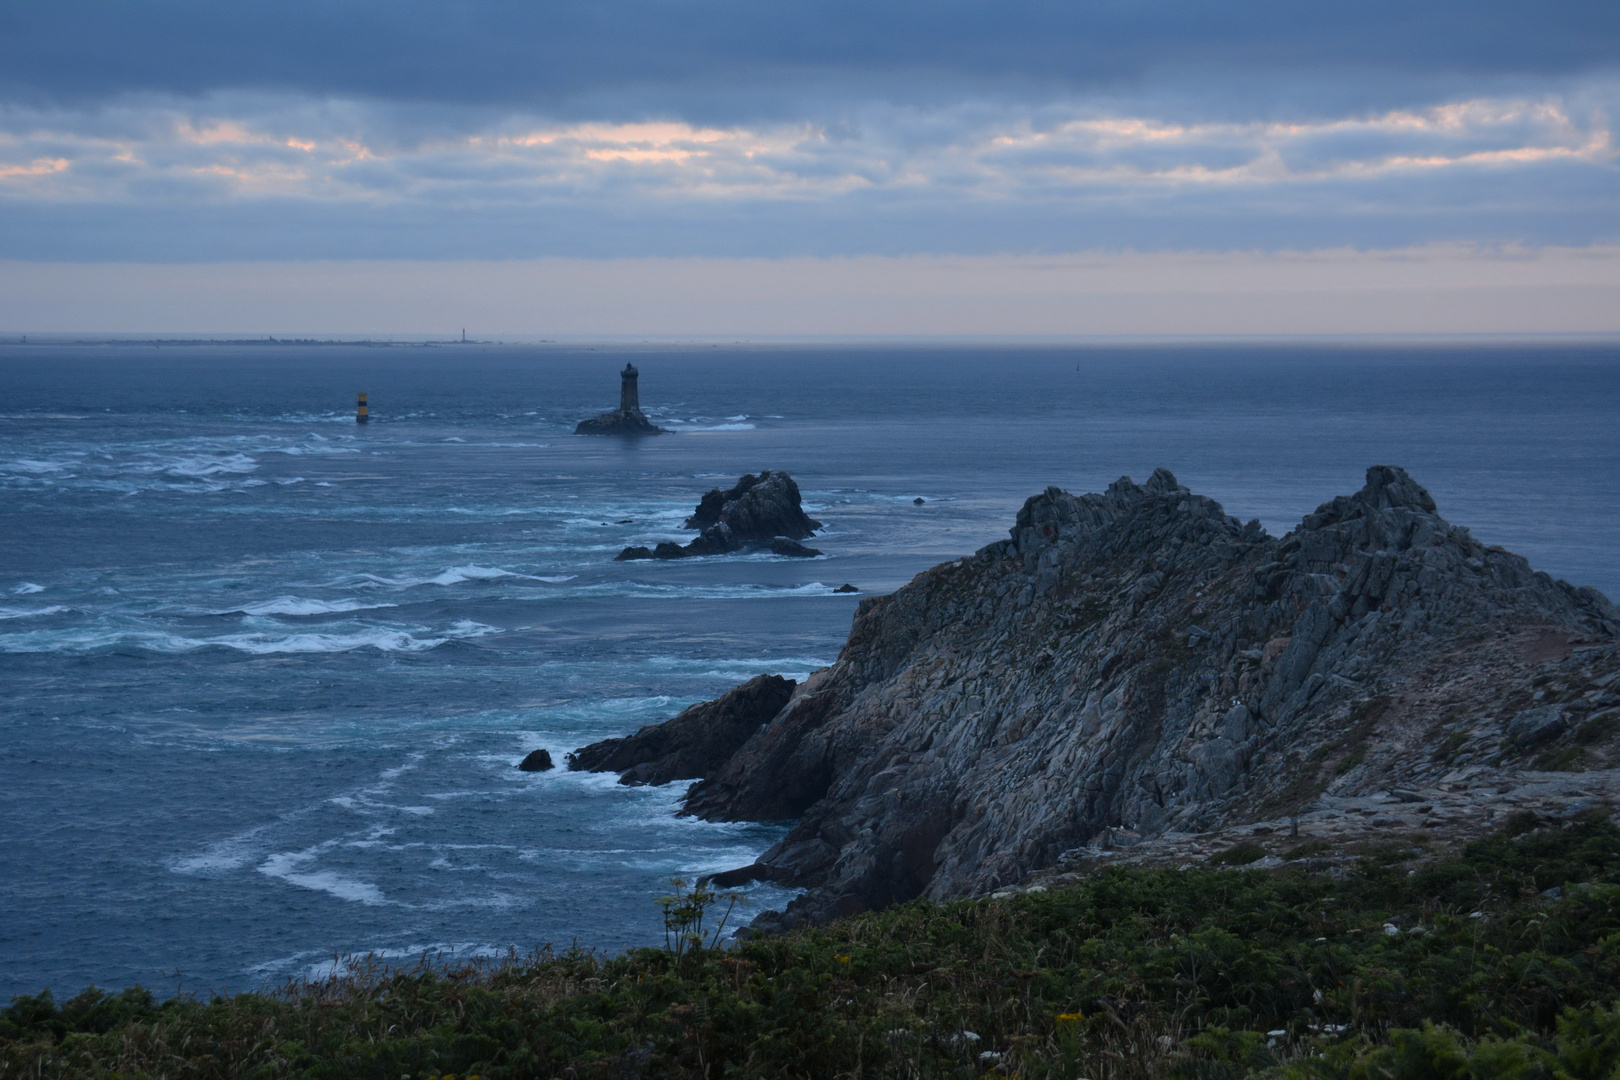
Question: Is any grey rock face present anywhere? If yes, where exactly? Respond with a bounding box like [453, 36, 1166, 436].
[616, 472, 822, 560]
[1509, 706, 1567, 748]
[566, 674, 795, 785]
[659, 465, 1616, 929]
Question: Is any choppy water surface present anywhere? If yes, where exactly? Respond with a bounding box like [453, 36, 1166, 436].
[2, 341, 1618, 998]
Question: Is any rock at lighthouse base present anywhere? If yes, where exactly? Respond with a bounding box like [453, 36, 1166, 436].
[575, 410, 665, 435]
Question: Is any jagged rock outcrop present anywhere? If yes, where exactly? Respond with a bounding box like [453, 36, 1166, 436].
[630, 466, 1616, 930]
[567, 675, 796, 785]
[616, 472, 822, 561]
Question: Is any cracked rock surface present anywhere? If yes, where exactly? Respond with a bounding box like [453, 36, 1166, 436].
[595, 466, 1620, 931]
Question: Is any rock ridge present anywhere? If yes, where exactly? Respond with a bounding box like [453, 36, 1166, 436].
[567, 674, 795, 786]
[592, 466, 1619, 931]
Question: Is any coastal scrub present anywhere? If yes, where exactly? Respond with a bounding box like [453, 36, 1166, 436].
[7, 815, 1620, 1078]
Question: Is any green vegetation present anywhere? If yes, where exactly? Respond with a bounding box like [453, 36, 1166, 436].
[10, 815, 1620, 1079]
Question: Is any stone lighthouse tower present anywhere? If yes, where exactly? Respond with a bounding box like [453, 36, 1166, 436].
[619, 363, 640, 414]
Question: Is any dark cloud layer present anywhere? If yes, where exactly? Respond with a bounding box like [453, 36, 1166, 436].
[5, 0, 1618, 118]
[2, 2, 1615, 262]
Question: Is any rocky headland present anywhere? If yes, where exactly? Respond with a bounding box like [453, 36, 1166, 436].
[574, 465, 1620, 932]
[616, 471, 823, 560]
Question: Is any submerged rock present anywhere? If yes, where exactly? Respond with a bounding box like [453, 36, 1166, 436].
[834, 584, 860, 593]
[615, 471, 822, 560]
[772, 537, 822, 558]
[615, 465, 1617, 931]
[566, 674, 796, 786]
[517, 748, 554, 772]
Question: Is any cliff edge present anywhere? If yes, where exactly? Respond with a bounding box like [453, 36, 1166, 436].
[583, 466, 1620, 930]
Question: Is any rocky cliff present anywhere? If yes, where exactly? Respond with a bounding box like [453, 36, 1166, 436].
[567, 675, 795, 785]
[584, 466, 1620, 930]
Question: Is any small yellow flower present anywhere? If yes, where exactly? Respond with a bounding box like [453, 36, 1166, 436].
[836, 955, 852, 963]
[1055, 1011, 1084, 1022]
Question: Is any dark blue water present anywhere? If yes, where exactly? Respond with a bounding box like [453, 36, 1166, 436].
[3, 341, 1618, 1000]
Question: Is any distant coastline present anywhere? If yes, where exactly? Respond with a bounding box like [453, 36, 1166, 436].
[2, 336, 498, 347]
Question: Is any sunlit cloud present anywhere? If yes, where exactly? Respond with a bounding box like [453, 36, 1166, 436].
[0, 92, 1613, 208]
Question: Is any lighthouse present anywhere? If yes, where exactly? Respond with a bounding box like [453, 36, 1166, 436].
[619, 363, 640, 413]
[574, 363, 666, 435]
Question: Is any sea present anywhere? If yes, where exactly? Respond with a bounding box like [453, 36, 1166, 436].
[2, 340, 1618, 1001]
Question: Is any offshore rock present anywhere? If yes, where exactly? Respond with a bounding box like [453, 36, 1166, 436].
[567, 674, 796, 786]
[615, 471, 822, 560]
[517, 748, 554, 772]
[684, 472, 820, 542]
[653, 465, 1616, 929]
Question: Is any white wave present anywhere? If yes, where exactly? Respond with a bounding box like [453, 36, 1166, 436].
[172, 828, 274, 875]
[682, 422, 755, 432]
[12, 582, 45, 594]
[0, 620, 497, 655]
[251, 942, 509, 980]
[592, 580, 848, 600]
[137, 453, 260, 478]
[271, 443, 361, 457]
[5, 458, 72, 474]
[0, 605, 68, 620]
[345, 564, 564, 589]
[430, 565, 514, 585]
[258, 851, 387, 906]
[648, 654, 835, 675]
[235, 596, 399, 617]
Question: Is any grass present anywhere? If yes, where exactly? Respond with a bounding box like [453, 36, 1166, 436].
[9, 815, 1620, 1078]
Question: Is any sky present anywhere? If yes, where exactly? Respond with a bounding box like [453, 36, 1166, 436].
[2, 0, 1618, 335]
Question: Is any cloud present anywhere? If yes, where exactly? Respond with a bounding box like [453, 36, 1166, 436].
[2, 1, 1617, 118]
[0, 86, 1614, 259]
[0, 2, 1615, 263]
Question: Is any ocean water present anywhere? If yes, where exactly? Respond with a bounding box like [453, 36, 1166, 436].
[2, 340, 1618, 1000]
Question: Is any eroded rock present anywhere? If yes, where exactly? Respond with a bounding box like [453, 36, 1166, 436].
[616, 472, 822, 560]
[567, 674, 795, 785]
[655, 465, 1616, 931]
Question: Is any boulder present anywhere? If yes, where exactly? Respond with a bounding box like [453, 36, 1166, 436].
[834, 584, 860, 593]
[517, 748, 554, 772]
[1509, 706, 1567, 748]
[566, 674, 796, 786]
